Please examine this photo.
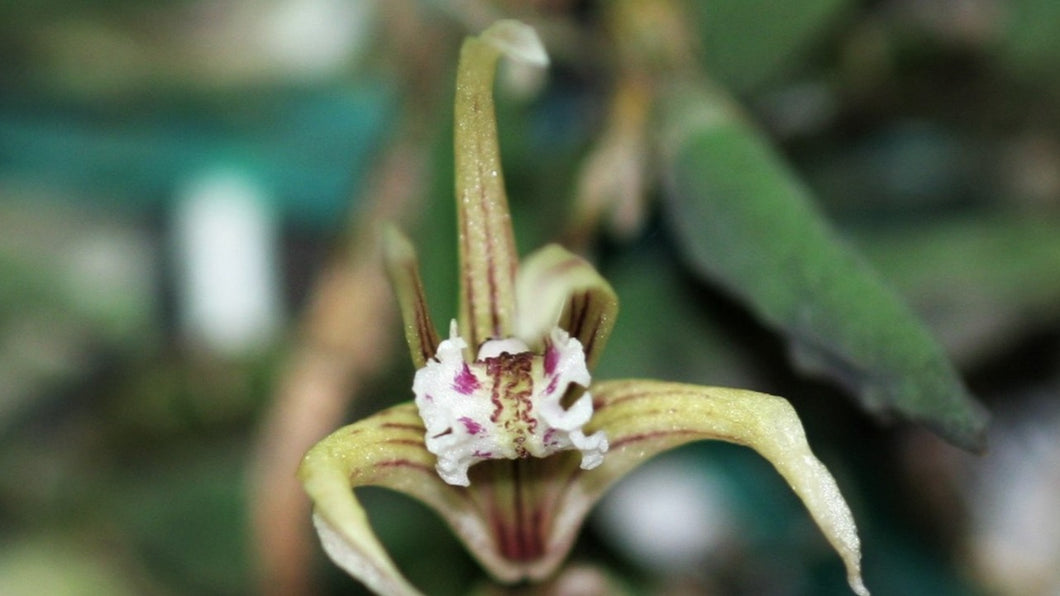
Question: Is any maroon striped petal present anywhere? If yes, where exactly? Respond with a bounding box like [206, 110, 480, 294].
[383, 225, 440, 368]
[299, 402, 589, 593]
[299, 404, 466, 595]
[569, 380, 869, 595]
[453, 21, 547, 350]
[515, 244, 619, 370]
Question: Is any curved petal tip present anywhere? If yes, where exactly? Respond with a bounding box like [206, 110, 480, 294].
[480, 19, 550, 67]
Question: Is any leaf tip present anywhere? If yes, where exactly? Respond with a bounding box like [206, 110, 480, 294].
[935, 397, 991, 454]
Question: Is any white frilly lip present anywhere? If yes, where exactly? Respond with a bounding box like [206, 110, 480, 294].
[413, 321, 607, 486]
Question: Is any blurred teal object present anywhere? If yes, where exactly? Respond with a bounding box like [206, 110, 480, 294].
[0, 82, 395, 226]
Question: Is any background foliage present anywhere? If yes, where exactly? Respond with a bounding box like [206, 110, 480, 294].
[2, 1, 1059, 595]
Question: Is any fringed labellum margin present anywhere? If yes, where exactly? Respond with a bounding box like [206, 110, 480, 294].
[414, 322, 608, 486]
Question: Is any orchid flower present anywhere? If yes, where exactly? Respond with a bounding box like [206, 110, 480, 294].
[299, 20, 868, 596]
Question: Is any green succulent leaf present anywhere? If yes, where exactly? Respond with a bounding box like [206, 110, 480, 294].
[659, 83, 988, 451]
[584, 380, 869, 596]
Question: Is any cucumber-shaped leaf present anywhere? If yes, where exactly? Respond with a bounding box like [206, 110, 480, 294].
[659, 83, 988, 451]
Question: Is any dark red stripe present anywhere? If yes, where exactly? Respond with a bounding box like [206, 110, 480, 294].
[610, 429, 698, 450]
[380, 422, 424, 431]
[382, 438, 428, 448]
[374, 459, 435, 473]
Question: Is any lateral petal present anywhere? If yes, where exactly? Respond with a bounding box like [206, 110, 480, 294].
[580, 380, 869, 596]
[299, 404, 485, 595]
[383, 225, 440, 368]
[515, 244, 619, 370]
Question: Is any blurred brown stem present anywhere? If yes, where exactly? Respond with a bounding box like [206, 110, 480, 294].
[246, 5, 454, 594]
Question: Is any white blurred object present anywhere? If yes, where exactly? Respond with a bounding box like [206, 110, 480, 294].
[969, 394, 1060, 596]
[185, 0, 375, 83]
[260, 0, 373, 80]
[174, 169, 283, 357]
[594, 456, 734, 572]
[34, 0, 377, 95]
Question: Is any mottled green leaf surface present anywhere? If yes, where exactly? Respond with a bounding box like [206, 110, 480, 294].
[660, 84, 988, 451]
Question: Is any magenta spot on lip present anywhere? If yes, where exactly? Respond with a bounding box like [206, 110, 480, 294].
[545, 376, 559, 396]
[453, 364, 480, 395]
[544, 342, 559, 376]
[459, 416, 484, 435]
[472, 450, 492, 458]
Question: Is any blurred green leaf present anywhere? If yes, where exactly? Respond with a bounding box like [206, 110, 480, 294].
[659, 83, 988, 451]
[694, 0, 852, 91]
[114, 447, 250, 595]
[594, 238, 754, 389]
[0, 534, 140, 596]
[1001, 0, 1060, 81]
[857, 216, 1060, 363]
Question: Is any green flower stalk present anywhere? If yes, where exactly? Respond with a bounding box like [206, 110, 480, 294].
[299, 20, 868, 596]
